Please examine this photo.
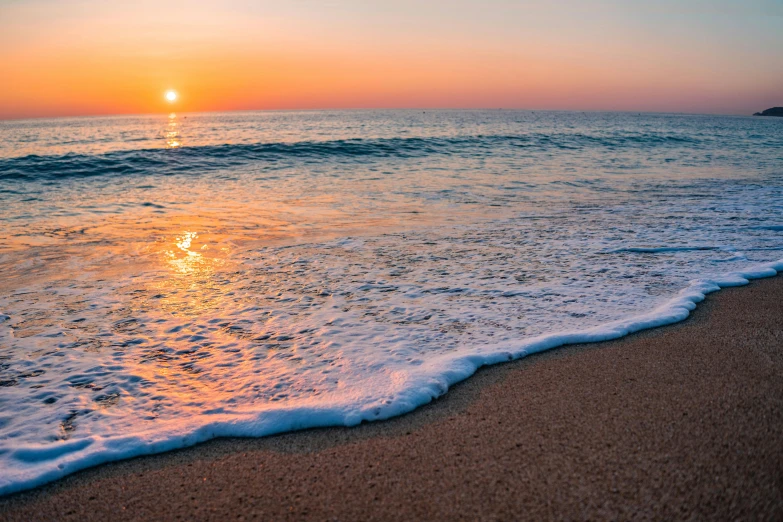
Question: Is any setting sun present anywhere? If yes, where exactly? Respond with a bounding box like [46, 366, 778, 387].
[165, 90, 178, 103]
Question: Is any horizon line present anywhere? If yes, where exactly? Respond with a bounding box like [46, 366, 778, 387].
[0, 106, 769, 123]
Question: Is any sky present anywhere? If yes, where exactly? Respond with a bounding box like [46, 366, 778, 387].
[0, 0, 781, 119]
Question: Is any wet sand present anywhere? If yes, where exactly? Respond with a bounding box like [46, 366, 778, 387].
[1, 276, 781, 521]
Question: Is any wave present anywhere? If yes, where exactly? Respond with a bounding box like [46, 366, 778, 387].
[0, 132, 701, 181]
[605, 246, 721, 254]
[0, 259, 780, 496]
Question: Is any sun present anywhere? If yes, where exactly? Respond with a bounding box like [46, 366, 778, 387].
[165, 90, 178, 103]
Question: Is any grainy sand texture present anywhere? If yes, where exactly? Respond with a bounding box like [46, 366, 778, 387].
[1, 276, 781, 521]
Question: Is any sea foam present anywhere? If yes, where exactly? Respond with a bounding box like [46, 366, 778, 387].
[1, 259, 780, 496]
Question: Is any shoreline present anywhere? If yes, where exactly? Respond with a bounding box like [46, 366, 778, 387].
[1, 262, 780, 497]
[1, 275, 782, 519]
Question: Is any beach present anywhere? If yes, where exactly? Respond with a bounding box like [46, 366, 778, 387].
[1, 275, 780, 520]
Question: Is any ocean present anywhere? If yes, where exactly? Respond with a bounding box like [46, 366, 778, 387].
[0, 110, 781, 494]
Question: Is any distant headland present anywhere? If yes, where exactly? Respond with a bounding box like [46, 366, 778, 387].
[753, 107, 783, 117]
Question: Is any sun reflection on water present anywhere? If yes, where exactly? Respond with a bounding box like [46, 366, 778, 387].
[165, 113, 181, 148]
[149, 229, 235, 324]
[165, 231, 223, 276]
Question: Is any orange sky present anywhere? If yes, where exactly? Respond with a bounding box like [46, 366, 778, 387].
[1, 0, 781, 119]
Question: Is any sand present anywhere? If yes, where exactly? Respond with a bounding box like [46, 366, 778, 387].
[1, 276, 781, 521]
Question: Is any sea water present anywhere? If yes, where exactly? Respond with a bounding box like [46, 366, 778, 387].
[0, 110, 781, 494]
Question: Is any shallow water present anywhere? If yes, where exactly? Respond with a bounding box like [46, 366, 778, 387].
[1, 110, 782, 494]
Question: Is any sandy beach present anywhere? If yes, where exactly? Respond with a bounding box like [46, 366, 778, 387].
[1, 275, 781, 521]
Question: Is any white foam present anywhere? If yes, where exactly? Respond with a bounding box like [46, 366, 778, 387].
[0, 241, 780, 495]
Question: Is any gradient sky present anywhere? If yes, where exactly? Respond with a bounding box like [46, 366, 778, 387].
[1, 0, 781, 119]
